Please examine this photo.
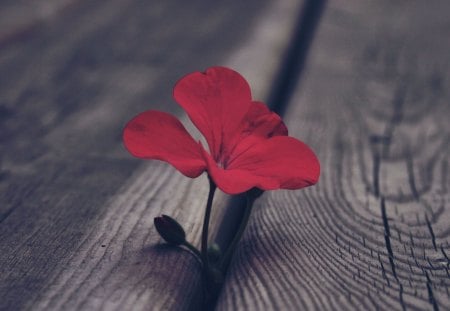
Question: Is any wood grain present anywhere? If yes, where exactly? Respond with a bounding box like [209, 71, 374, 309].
[0, 0, 267, 309]
[0, 0, 304, 310]
[217, 1, 450, 310]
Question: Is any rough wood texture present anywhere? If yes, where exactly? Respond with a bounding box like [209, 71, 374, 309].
[218, 1, 450, 310]
[0, 0, 270, 309]
[0, 0, 304, 310]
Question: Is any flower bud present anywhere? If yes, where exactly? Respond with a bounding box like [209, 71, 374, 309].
[154, 215, 186, 245]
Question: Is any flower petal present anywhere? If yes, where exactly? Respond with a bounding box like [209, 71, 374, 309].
[224, 101, 288, 166]
[123, 110, 206, 178]
[173, 66, 252, 161]
[243, 101, 288, 137]
[201, 148, 278, 194]
[227, 136, 320, 191]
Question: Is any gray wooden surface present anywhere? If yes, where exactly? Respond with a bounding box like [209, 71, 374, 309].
[1, 0, 449, 310]
[0, 0, 302, 310]
[218, 1, 450, 310]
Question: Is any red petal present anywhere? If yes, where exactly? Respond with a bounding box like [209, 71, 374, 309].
[224, 101, 288, 167]
[173, 66, 252, 161]
[201, 148, 279, 194]
[123, 110, 206, 178]
[221, 136, 319, 192]
[243, 101, 288, 137]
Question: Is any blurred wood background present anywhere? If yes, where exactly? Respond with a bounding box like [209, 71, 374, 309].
[0, 0, 449, 310]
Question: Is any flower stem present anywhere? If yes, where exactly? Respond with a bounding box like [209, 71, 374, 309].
[182, 241, 202, 263]
[220, 193, 256, 269]
[201, 176, 217, 276]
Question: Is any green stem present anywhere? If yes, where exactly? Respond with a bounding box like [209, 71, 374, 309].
[220, 194, 256, 269]
[201, 176, 217, 276]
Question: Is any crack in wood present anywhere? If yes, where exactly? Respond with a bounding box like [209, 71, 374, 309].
[372, 147, 381, 198]
[425, 214, 437, 251]
[398, 283, 406, 311]
[380, 198, 398, 281]
[425, 271, 440, 311]
[378, 252, 390, 287]
[406, 149, 420, 201]
[440, 245, 449, 263]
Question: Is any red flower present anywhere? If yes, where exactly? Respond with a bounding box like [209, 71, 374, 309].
[123, 66, 320, 194]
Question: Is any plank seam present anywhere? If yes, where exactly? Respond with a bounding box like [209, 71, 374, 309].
[207, 0, 328, 309]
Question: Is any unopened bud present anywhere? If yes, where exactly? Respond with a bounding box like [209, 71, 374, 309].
[154, 215, 186, 245]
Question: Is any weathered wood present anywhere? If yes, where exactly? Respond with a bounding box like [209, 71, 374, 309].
[217, 1, 450, 310]
[0, 0, 304, 310]
[0, 0, 77, 47]
[0, 0, 269, 309]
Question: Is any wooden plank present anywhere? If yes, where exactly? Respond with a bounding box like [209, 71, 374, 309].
[0, 0, 78, 47]
[217, 1, 450, 310]
[0, 0, 304, 310]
